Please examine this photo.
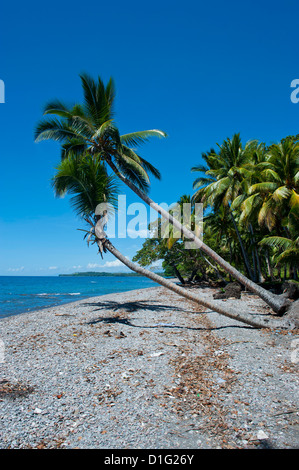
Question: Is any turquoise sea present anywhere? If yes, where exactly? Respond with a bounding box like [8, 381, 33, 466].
[0, 276, 157, 319]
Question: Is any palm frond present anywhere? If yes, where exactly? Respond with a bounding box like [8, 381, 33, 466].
[192, 176, 216, 190]
[120, 129, 167, 147]
[34, 118, 81, 143]
[272, 186, 292, 202]
[138, 155, 161, 180]
[113, 155, 150, 193]
[259, 236, 293, 250]
[249, 182, 278, 195]
[79, 73, 113, 126]
[52, 155, 118, 218]
[60, 138, 87, 160]
[43, 100, 74, 118]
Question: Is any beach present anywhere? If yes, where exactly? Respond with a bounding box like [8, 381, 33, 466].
[0, 285, 298, 449]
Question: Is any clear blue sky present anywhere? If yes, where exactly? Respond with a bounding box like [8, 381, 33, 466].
[1, 0, 299, 275]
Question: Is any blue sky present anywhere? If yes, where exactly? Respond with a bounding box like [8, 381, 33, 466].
[1, 0, 299, 275]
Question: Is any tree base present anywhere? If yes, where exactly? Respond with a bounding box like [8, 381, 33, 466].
[284, 299, 299, 328]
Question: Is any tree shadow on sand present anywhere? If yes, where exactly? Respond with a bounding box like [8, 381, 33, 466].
[85, 314, 253, 332]
[80, 299, 186, 313]
[81, 299, 259, 331]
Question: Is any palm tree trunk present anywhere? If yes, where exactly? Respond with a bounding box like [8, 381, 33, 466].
[188, 267, 198, 282]
[101, 239, 293, 330]
[171, 264, 185, 285]
[249, 223, 263, 283]
[228, 240, 233, 282]
[229, 209, 254, 280]
[251, 244, 257, 283]
[265, 249, 275, 282]
[105, 158, 290, 314]
[255, 248, 263, 283]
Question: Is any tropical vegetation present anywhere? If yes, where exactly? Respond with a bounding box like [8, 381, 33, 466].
[51, 154, 282, 328]
[136, 133, 298, 292]
[35, 73, 298, 322]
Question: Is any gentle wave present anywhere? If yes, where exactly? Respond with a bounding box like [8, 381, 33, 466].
[0, 275, 157, 319]
[37, 292, 81, 296]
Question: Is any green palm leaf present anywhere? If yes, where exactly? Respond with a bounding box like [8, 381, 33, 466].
[259, 236, 293, 250]
[52, 155, 118, 218]
[120, 130, 167, 147]
[35, 74, 166, 193]
[35, 118, 82, 143]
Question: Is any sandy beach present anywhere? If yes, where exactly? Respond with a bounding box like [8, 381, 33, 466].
[0, 285, 298, 449]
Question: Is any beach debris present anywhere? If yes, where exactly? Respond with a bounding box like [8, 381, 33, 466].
[153, 322, 176, 327]
[214, 350, 225, 356]
[121, 372, 130, 380]
[150, 352, 164, 357]
[115, 331, 126, 339]
[96, 387, 122, 404]
[216, 378, 226, 384]
[0, 380, 34, 400]
[33, 408, 42, 414]
[257, 430, 269, 440]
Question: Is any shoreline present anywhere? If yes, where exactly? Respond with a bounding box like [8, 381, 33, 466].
[0, 277, 163, 321]
[0, 285, 298, 449]
[0, 286, 162, 322]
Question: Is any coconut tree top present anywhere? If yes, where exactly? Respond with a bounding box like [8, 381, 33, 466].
[35, 73, 167, 194]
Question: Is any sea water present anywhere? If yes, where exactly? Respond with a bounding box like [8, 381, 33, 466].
[0, 276, 157, 319]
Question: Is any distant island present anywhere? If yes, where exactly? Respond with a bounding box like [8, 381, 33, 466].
[59, 271, 165, 277]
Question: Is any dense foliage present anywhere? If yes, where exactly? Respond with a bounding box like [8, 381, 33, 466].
[134, 133, 299, 285]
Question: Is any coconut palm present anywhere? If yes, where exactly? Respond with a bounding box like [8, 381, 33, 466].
[35, 74, 290, 314]
[192, 134, 252, 207]
[241, 139, 299, 233]
[192, 135, 260, 282]
[52, 154, 293, 329]
[203, 205, 240, 278]
[259, 235, 299, 276]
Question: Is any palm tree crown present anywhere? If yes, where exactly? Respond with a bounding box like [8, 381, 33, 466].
[240, 138, 299, 231]
[35, 74, 167, 193]
[52, 155, 118, 218]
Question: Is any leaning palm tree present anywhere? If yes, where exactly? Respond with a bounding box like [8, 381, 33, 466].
[52, 154, 294, 329]
[35, 74, 290, 315]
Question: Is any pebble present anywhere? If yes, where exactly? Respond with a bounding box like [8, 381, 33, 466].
[0, 286, 298, 449]
[257, 430, 269, 440]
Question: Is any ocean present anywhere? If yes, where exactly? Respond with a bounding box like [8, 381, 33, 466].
[0, 275, 157, 319]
